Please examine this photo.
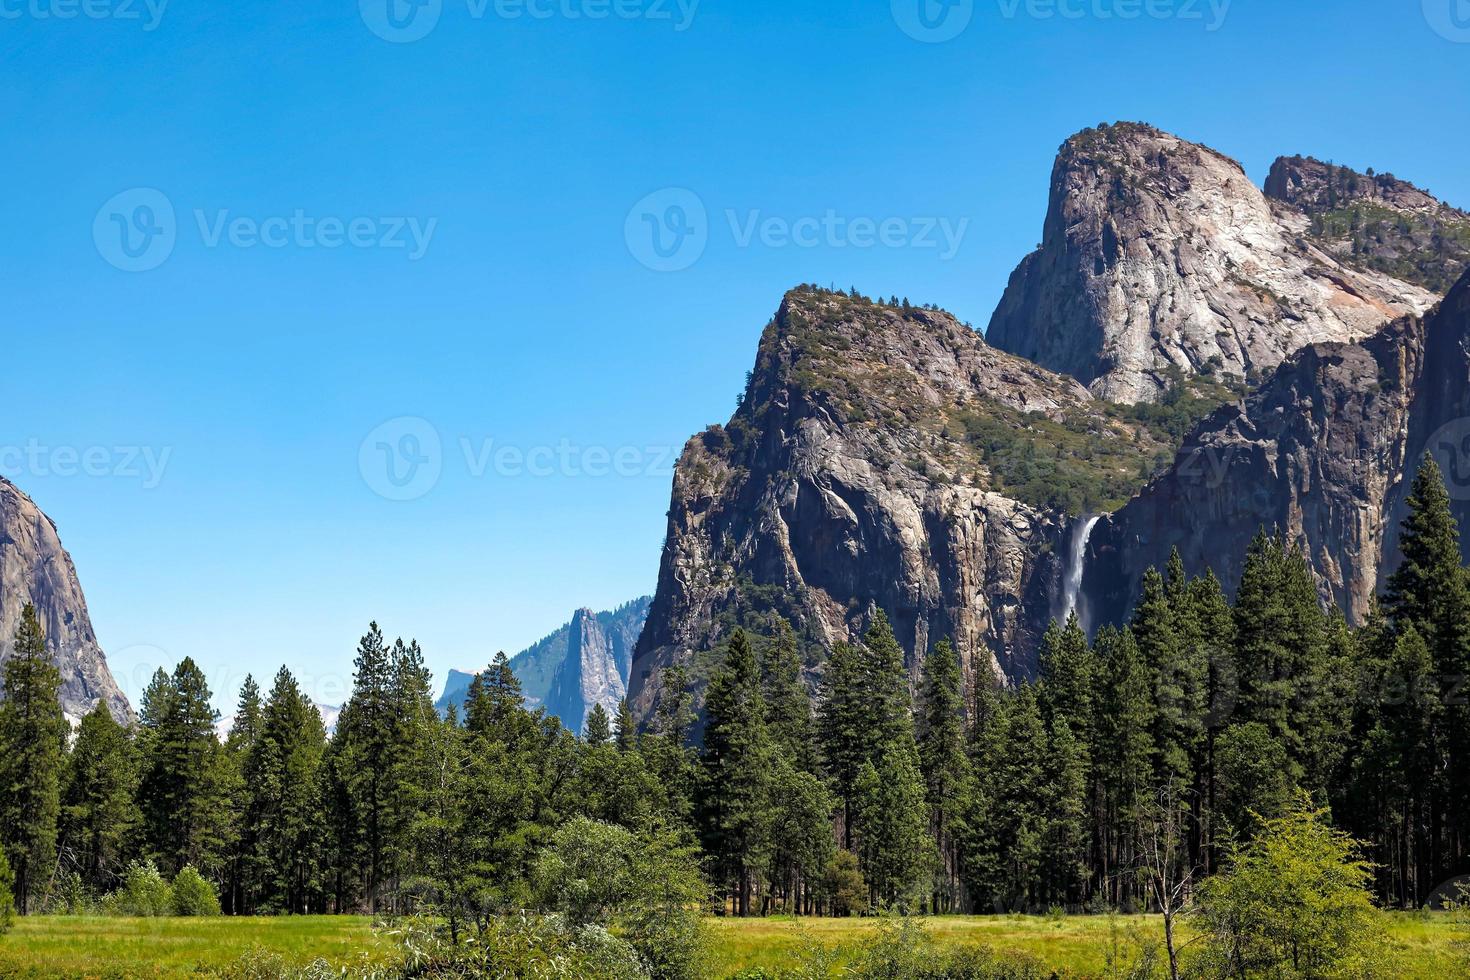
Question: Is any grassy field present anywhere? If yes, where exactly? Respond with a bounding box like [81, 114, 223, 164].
[0, 915, 388, 978]
[0, 912, 1463, 978]
[706, 913, 1470, 977]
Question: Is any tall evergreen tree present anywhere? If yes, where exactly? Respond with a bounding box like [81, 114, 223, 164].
[137, 658, 234, 880]
[61, 702, 139, 895]
[917, 638, 970, 912]
[247, 667, 327, 913]
[761, 618, 817, 774]
[854, 740, 931, 912]
[613, 700, 638, 753]
[583, 704, 611, 747]
[819, 641, 868, 850]
[699, 629, 772, 916]
[0, 605, 66, 915]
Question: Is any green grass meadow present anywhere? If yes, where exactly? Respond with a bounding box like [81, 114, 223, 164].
[0, 912, 1463, 978]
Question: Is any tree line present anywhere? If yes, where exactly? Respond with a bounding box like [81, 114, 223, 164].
[0, 457, 1468, 926]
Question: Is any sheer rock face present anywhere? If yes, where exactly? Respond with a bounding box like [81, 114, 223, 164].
[987, 123, 1437, 404]
[437, 598, 650, 734]
[628, 289, 1156, 721]
[1086, 270, 1470, 628]
[0, 478, 131, 723]
[1266, 155, 1470, 295]
[545, 608, 630, 735]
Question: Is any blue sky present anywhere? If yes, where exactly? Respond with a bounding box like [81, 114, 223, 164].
[4, 0, 1468, 712]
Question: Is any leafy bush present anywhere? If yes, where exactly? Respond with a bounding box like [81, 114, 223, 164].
[819, 850, 869, 917]
[0, 846, 14, 935]
[105, 860, 173, 917]
[172, 865, 222, 916]
[384, 913, 645, 979]
[844, 917, 1048, 980]
[1194, 798, 1388, 978]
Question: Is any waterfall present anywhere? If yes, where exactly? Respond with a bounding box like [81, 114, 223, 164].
[1057, 514, 1102, 627]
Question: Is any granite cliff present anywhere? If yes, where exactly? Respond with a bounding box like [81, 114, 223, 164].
[437, 597, 649, 734]
[0, 477, 131, 723]
[987, 123, 1439, 404]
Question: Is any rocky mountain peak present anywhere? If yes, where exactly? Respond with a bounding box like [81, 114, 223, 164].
[987, 122, 1438, 404]
[1265, 155, 1470, 294]
[0, 477, 131, 724]
[630, 287, 1192, 722]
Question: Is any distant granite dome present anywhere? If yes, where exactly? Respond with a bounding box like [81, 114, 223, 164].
[0, 477, 131, 723]
[437, 597, 650, 734]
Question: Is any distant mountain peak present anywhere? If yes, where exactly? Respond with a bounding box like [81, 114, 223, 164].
[436, 597, 650, 734]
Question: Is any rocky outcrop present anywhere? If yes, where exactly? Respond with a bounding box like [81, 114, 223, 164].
[545, 609, 628, 734]
[437, 597, 650, 733]
[1086, 267, 1470, 628]
[987, 123, 1438, 404]
[628, 288, 1177, 721]
[0, 478, 131, 723]
[1266, 156, 1470, 294]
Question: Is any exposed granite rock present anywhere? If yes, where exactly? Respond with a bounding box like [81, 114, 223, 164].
[437, 597, 650, 733]
[0, 478, 131, 723]
[987, 123, 1438, 404]
[1266, 155, 1470, 294]
[545, 609, 628, 734]
[1087, 268, 1470, 628]
[628, 288, 1173, 721]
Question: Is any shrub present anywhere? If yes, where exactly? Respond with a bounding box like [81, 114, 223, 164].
[172, 865, 222, 916]
[105, 860, 173, 917]
[819, 851, 868, 917]
[1194, 797, 1388, 978]
[0, 846, 14, 935]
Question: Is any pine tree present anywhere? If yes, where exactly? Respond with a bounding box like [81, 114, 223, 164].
[1134, 566, 1201, 791]
[0, 605, 66, 915]
[62, 702, 139, 895]
[1386, 455, 1470, 867]
[699, 629, 772, 915]
[1093, 626, 1156, 905]
[223, 676, 264, 914]
[862, 610, 913, 750]
[1038, 616, 1096, 744]
[584, 704, 611, 747]
[819, 641, 867, 849]
[761, 618, 817, 773]
[334, 624, 396, 911]
[614, 700, 638, 753]
[1041, 717, 1090, 905]
[137, 658, 233, 880]
[248, 667, 327, 913]
[917, 638, 970, 912]
[854, 740, 931, 912]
